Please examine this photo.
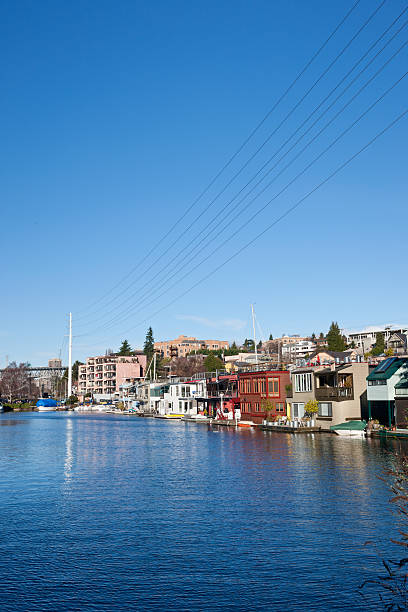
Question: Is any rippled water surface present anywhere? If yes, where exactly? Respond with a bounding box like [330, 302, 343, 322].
[0, 412, 404, 610]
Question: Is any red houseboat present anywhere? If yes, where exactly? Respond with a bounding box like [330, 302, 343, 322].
[238, 369, 290, 424]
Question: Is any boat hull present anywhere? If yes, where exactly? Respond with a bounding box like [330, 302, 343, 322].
[333, 429, 364, 437]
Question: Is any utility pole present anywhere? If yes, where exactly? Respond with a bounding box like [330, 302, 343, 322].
[251, 304, 258, 366]
[153, 352, 157, 382]
[68, 312, 72, 399]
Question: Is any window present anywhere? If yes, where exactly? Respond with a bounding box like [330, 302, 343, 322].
[179, 401, 182, 411]
[260, 378, 266, 394]
[368, 380, 387, 386]
[254, 402, 260, 412]
[293, 403, 305, 418]
[294, 373, 312, 393]
[318, 402, 332, 417]
[253, 379, 259, 393]
[268, 378, 279, 396]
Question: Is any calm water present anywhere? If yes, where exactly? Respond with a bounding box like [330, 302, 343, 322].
[0, 413, 404, 611]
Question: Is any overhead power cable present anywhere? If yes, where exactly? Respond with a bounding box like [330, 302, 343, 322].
[74, 0, 363, 321]
[77, 67, 408, 339]
[76, 8, 407, 331]
[80, 107, 407, 349]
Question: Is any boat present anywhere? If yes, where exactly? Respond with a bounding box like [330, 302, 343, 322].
[330, 420, 366, 437]
[36, 398, 58, 412]
[238, 420, 255, 428]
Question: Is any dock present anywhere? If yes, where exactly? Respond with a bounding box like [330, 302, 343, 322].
[260, 423, 321, 433]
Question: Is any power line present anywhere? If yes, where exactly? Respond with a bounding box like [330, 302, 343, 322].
[74, 0, 364, 322]
[77, 8, 407, 331]
[78, 70, 407, 341]
[110, 108, 408, 341]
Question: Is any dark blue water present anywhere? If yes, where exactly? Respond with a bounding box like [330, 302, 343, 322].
[0, 413, 403, 610]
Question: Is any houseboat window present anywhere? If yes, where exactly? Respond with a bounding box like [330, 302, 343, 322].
[268, 378, 279, 396]
[254, 379, 259, 393]
[276, 403, 285, 412]
[318, 402, 332, 417]
[179, 401, 182, 411]
[294, 373, 312, 393]
[260, 378, 266, 394]
[293, 403, 305, 418]
[368, 380, 387, 386]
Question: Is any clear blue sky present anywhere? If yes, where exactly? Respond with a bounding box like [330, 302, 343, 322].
[1, 0, 407, 365]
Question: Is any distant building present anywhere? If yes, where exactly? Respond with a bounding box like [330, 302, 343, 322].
[154, 335, 229, 359]
[347, 326, 408, 353]
[282, 340, 316, 361]
[48, 358, 62, 368]
[78, 353, 146, 400]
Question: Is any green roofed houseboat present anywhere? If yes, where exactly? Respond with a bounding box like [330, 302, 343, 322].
[366, 357, 408, 428]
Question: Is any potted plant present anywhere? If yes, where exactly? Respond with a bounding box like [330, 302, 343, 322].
[304, 399, 318, 426]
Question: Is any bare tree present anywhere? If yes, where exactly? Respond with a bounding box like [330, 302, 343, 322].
[171, 355, 205, 377]
[0, 362, 37, 402]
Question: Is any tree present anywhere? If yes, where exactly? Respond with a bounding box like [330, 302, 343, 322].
[204, 353, 224, 372]
[0, 362, 35, 402]
[118, 339, 132, 356]
[257, 340, 263, 350]
[385, 348, 394, 357]
[143, 327, 155, 363]
[269, 333, 273, 341]
[304, 399, 318, 418]
[231, 341, 238, 350]
[311, 333, 316, 342]
[171, 355, 205, 377]
[243, 338, 255, 352]
[371, 332, 385, 357]
[326, 322, 346, 352]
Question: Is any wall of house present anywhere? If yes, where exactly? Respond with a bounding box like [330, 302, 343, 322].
[395, 397, 408, 428]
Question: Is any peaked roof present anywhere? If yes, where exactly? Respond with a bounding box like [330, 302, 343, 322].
[367, 358, 408, 381]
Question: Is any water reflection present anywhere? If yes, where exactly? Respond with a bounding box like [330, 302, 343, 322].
[63, 417, 73, 485]
[0, 419, 27, 426]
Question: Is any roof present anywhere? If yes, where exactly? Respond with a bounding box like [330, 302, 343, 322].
[367, 358, 408, 381]
[310, 349, 355, 360]
[389, 332, 407, 343]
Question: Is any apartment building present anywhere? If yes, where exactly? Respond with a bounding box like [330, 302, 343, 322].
[78, 353, 146, 399]
[154, 335, 229, 359]
[347, 326, 408, 353]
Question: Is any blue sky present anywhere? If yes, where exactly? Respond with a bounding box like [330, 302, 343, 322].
[1, 0, 407, 365]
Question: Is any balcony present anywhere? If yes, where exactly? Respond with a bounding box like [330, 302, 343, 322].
[315, 387, 354, 402]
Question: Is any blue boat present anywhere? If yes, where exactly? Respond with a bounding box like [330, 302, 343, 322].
[36, 398, 58, 411]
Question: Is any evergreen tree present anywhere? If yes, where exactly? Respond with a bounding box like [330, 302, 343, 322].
[143, 327, 155, 363]
[231, 341, 238, 350]
[311, 333, 316, 342]
[204, 353, 224, 372]
[243, 338, 255, 351]
[257, 340, 263, 350]
[371, 332, 385, 356]
[269, 333, 273, 341]
[118, 340, 132, 356]
[326, 322, 346, 352]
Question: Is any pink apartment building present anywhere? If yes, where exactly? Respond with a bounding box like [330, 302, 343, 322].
[154, 335, 229, 359]
[78, 353, 146, 399]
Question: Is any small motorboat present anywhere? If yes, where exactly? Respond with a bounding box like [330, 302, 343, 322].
[330, 420, 366, 437]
